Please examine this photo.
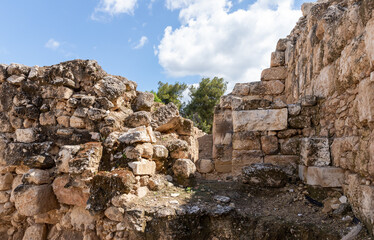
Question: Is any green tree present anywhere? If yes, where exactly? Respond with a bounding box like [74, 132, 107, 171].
[182, 77, 227, 133]
[156, 81, 187, 109]
[150, 90, 163, 103]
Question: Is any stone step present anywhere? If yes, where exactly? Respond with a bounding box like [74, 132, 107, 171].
[299, 165, 345, 187]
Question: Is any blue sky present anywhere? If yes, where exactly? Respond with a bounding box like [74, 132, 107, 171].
[0, 0, 311, 93]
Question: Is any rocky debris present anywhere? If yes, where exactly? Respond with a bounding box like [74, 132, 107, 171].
[134, 91, 154, 112]
[242, 163, 289, 188]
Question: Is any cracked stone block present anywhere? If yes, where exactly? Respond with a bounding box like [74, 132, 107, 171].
[300, 138, 331, 166]
[232, 109, 288, 132]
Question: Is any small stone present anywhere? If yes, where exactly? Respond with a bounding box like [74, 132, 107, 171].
[22, 169, 50, 185]
[288, 104, 301, 116]
[134, 91, 154, 111]
[242, 163, 288, 188]
[7, 75, 25, 85]
[128, 159, 156, 176]
[0, 173, 13, 191]
[15, 128, 36, 143]
[104, 207, 124, 222]
[339, 196, 348, 204]
[39, 112, 56, 126]
[214, 195, 230, 203]
[171, 193, 180, 197]
[136, 186, 149, 198]
[22, 224, 47, 240]
[70, 116, 86, 129]
[167, 139, 189, 159]
[153, 145, 169, 160]
[196, 159, 214, 173]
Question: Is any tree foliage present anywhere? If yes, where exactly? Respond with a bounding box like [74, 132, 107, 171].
[182, 77, 227, 133]
[155, 81, 187, 109]
[150, 90, 163, 103]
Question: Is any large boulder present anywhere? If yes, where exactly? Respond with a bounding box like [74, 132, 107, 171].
[134, 91, 154, 112]
[173, 159, 196, 179]
[167, 139, 189, 159]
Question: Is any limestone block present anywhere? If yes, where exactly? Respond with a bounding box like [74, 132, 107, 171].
[365, 18, 374, 65]
[14, 184, 58, 216]
[312, 65, 335, 98]
[104, 206, 124, 222]
[80, 96, 96, 107]
[270, 51, 285, 67]
[22, 169, 51, 185]
[261, 136, 279, 155]
[42, 86, 73, 100]
[87, 108, 108, 121]
[7, 63, 30, 76]
[153, 145, 169, 160]
[264, 155, 299, 167]
[288, 115, 311, 129]
[300, 138, 331, 166]
[219, 95, 243, 109]
[242, 163, 288, 188]
[134, 91, 154, 112]
[128, 159, 156, 176]
[70, 116, 86, 129]
[15, 128, 36, 143]
[287, 103, 301, 116]
[196, 159, 214, 173]
[232, 131, 260, 150]
[22, 224, 47, 240]
[68, 142, 102, 176]
[151, 102, 179, 127]
[56, 145, 81, 173]
[118, 126, 153, 144]
[232, 109, 288, 132]
[172, 159, 196, 179]
[276, 38, 288, 51]
[167, 139, 189, 159]
[214, 159, 232, 173]
[300, 166, 345, 187]
[93, 76, 128, 101]
[232, 83, 249, 96]
[56, 116, 70, 128]
[39, 112, 56, 126]
[52, 175, 89, 207]
[357, 77, 374, 123]
[261, 67, 287, 81]
[7, 75, 25, 85]
[232, 150, 263, 166]
[69, 206, 96, 231]
[280, 138, 300, 155]
[0, 173, 13, 191]
[125, 111, 151, 128]
[156, 116, 194, 136]
[235, 98, 273, 111]
[135, 143, 154, 159]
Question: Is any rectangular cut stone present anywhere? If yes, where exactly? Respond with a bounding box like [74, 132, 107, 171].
[214, 159, 232, 173]
[232, 150, 263, 166]
[15, 128, 36, 143]
[357, 77, 374, 123]
[232, 132, 261, 150]
[232, 109, 288, 132]
[264, 155, 299, 166]
[261, 67, 287, 80]
[298, 165, 307, 181]
[300, 138, 331, 166]
[128, 159, 156, 176]
[305, 166, 345, 187]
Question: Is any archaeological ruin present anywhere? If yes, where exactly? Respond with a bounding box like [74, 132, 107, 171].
[1, 0, 374, 239]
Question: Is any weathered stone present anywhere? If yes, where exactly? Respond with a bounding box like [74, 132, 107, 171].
[0, 191, 9, 203]
[22, 224, 47, 240]
[15, 128, 36, 143]
[288, 115, 311, 129]
[300, 166, 345, 187]
[300, 96, 317, 107]
[128, 159, 156, 176]
[261, 67, 287, 80]
[232, 150, 263, 167]
[264, 155, 299, 167]
[235, 99, 273, 111]
[34, 209, 62, 225]
[5, 142, 54, 169]
[280, 138, 300, 155]
[300, 138, 331, 166]
[151, 102, 179, 128]
[135, 143, 154, 159]
[87, 108, 108, 121]
[104, 207, 124, 222]
[167, 139, 189, 159]
[125, 111, 151, 128]
[270, 51, 285, 67]
[22, 169, 51, 185]
[0, 173, 13, 191]
[87, 170, 135, 213]
[196, 159, 214, 173]
[39, 112, 56, 126]
[7, 75, 25, 85]
[261, 136, 279, 155]
[7, 63, 30, 76]
[156, 116, 194, 136]
[242, 163, 289, 188]
[14, 184, 58, 216]
[56, 116, 70, 128]
[93, 76, 128, 101]
[134, 91, 154, 112]
[232, 109, 288, 132]
[276, 38, 288, 51]
[288, 104, 301, 116]
[81, 96, 96, 107]
[136, 186, 149, 198]
[172, 159, 196, 179]
[153, 145, 169, 160]
[232, 131, 261, 150]
[56, 145, 81, 173]
[67, 142, 102, 176]
[70, 116, 86, 129]
[52, 175, 89, 207]
[356, 77, 374, 123]
[118, 126, 154, 144]
[42, 86, 73, 100]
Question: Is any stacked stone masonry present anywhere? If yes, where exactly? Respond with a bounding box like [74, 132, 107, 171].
[213, 0, 374, 235]
[0, 60, 205, 239]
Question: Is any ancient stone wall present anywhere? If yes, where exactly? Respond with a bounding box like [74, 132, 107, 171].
[0, 60, 205, 239]
[213, 0, 374, 235]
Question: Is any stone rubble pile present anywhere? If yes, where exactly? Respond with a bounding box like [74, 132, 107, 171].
[0, 60, 204, 239]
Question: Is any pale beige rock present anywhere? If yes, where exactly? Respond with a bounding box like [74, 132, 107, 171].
[70, 116, 86, 129]
[261, 67, 287, 80]
[270, 51, 285, 67]
[57, 116, 70, 128]
[152, 145, 169, 160]
[56, 145, 81, 173]
[356, 77, 374, 123]
[7, 75, 25, 86]
[70, 206, 96, 231]
[0, 191, 9, 203]
[232, 132, 260, 150]
[312, 65, 335, 98]
[135, 143, 154, 159]
[104, 206, 124, 222]
[119, 126, 152, 144]
[301, 166, 345, 187]
[232, 109, 288, 132]
[365, 18, 374, 65]
[42, 86, 74, 100]
[15, 128, 36, 143]
[23, 169, 50, 185]
[14, 184, 58, 216]
[39, 112, 56, 126]
[52, 175, 89, 207]
[128, 159, 156, 176]
[173, 159, 196, 179]
[22, 224, 47, 240]
[136, 186, 149, 198]
[0, 173, 13, 191]
[300, 138, 331, 166]
[196, 159, 214, 173]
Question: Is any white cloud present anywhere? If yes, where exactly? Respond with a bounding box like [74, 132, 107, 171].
[157, 0, 303, 91]
[92, 0, 137, 20]
[45, 39, 60, 50]
[133, 36, 148, 49]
